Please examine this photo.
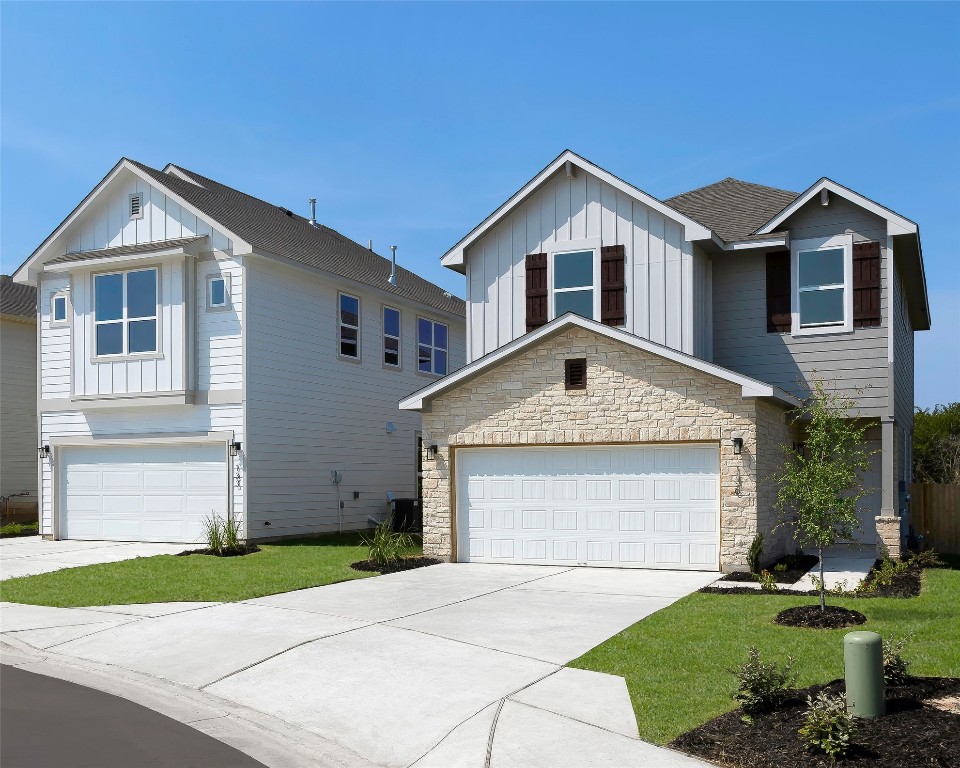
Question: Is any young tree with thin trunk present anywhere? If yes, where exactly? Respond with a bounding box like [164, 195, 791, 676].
[775, 380, 875, 611]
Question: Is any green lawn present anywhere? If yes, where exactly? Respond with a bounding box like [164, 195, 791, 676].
[570, 561, 960, 746]
[0, 532, 420, 607]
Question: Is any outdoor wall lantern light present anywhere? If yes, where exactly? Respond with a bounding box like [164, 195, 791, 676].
[38, 445, 51, 460]
[229, 441, 242, 457]
[732, 437, 743, 456]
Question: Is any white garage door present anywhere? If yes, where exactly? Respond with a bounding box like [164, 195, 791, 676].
[60, 443, 227, 543]
[456, 445, 720, 570]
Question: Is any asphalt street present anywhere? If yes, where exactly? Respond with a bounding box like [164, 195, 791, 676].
[0, 664, 266, 767]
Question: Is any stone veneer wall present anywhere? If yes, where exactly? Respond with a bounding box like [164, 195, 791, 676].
[419, 327, 793, 571]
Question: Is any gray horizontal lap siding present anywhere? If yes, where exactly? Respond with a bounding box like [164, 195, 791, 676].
[712, 197, 890, 417]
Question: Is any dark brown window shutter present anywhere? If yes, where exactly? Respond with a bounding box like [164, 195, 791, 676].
[600, 244, 626, 326]
[852, 241, 881, 328]
[565, 358, 587, 390]
[765, 252, 791, 333]
[525, 253, 548, 332]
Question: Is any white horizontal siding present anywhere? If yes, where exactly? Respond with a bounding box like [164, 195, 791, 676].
[196, 258, 243, 391]
[0, 318, 38, 499]
[464, 168, 701, 362]
[38, 405, 243, 537]
[38, 274, 71, 399]
[245, 257, 466, 538]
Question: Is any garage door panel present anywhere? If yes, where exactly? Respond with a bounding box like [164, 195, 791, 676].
[61, 443, 226, 543]
[457, 445, 719, 571]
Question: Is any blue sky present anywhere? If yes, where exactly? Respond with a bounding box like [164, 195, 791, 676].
[2, 2, 957, 407]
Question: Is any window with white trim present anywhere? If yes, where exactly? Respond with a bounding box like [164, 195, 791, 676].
[383, 306, 401, 367]
[51, 292, 69, 326]
[418, 317, 447, 375]
[791, 234, 853, 335]
[207, 275, 229, 309]
[549, 247, 599, 321]
[339, 292, 360, 359]
[94, 268, 158, 356]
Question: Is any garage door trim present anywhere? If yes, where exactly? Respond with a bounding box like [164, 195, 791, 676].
[451, 442, 721, 571]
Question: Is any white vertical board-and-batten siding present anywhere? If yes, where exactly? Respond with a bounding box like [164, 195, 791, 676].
[38, 406, 244, 537]
[60, 170, 233, 256]
[244, 257, 466, 539]
[0, 317, 38, 500]
[464, 168, 708, 362]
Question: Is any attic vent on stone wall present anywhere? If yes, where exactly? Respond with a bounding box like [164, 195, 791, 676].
[565, 358, 587, 391]
[129, 193, 143, 220]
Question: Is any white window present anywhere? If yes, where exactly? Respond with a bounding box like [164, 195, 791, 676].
[339, 292, 360, 359]
[383, 306, 401, 368]
[791, 234, 853, 336]
[129, 193, 144, 220]
[94, 268, 158, 357]
[418, 317, 447, 376]
[549, 242, 600, 321]
[207, 274, 229, 310]
[50, 292, 69, 326]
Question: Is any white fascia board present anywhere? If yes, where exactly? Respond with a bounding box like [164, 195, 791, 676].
[399, 314, 797, 411]
[440, 150, 714, 270]
[43, 241, 207, 272]
[13, 159, 251, 285]
[724, 233, 789, 251]
[757, 178, 918, 236]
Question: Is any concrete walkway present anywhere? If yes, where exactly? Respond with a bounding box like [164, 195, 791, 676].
[1, 537, 186, 580]
[0, 564, 716, 768]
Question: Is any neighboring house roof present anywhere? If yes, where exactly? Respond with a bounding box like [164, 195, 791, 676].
[0, 274, 37, 319]
[46, 236, 208, 267]
[399, 313, 799, 411]
[666, 178, 799, 243]
[129, 161, 465, 317]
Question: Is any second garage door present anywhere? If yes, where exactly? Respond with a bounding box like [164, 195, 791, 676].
[456, 444, 720, 571]
[60, 443, 228, 543]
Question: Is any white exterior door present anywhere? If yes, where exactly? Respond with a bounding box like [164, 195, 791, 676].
[456, 445, 720, 571]
[60, 443, 228, 543]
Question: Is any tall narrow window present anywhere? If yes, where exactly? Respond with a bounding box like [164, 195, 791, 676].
[418, 318, 448, 375]
[94, 268, 158, 356]
[339, 292, 360, 359]
[551, 249, 596, 320]
[383, 306, 401, 367]
[51, 293, 68, 325]
[207, 275, 228, 309]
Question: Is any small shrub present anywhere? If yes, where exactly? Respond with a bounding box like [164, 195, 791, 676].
[774, 562, 787, 574]
[908, 549, 944, 569]
[362, 518, 414, 567]
[883, 637, 911, 685]
[872, 557, 908, 588]
[747, 533, 764, 575]
[755, 570, 778, 592]
[223, 515, 242, 551]
[799, 691, 856, 759]
[204, 514, 226, 554]
[732, 646, 797, 721]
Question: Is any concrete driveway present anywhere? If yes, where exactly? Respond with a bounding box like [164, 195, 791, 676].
[0, 537, 186, 580]
[0, 564, 716, 767]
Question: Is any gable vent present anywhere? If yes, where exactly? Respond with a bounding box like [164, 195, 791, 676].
[565, 358, 587, 391]
[129, 193, 143, 219]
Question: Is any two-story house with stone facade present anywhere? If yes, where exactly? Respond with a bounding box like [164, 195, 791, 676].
[13, 158, 464, 544]
[401, 150, 928, 572]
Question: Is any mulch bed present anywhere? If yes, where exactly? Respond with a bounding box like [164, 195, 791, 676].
[672, 677, 960, 767]
[774, 605, 866, 629]
[351, 556, 441, 575]
[721, 554, 820, 584]
[176, 544, 261, 557]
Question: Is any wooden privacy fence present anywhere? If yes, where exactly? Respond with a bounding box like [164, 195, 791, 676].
[911, 484, 960, 555]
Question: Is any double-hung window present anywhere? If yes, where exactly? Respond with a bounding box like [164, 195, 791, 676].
[792, 234, 852, 335]
[418, 318, 447, 376]
[383, 306, 401, 367]
[339, 292, 360, 359]
[94, 268, 158, 356]
[550, 246, 599, 321]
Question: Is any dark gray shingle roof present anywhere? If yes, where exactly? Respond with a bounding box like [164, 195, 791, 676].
[129, 161, 464, 317]
[666, 178, 799, 243]
[1, 275, 37, 318]
[47, 236, 208, 266]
